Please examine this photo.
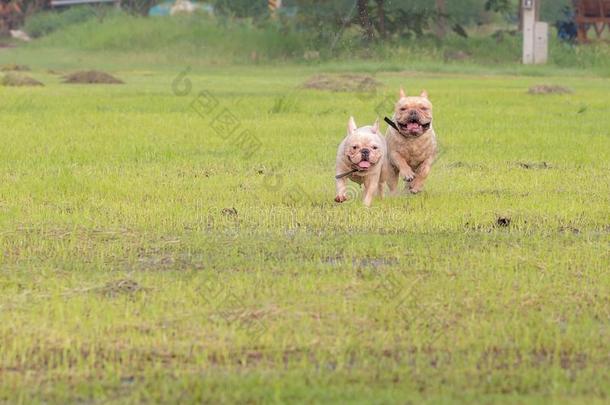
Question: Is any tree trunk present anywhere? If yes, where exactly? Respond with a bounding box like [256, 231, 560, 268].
[357, 0, 375, 42]
[376, 0, 386, 39]
[434, 0, 447, 39]
[518, 2, 523, 31]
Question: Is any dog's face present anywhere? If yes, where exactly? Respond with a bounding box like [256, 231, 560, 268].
[344, 117, 384, 171]
[394, 88, 433, 137]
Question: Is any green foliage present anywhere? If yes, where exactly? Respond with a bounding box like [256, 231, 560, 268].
[484, 0, 574, 23]
[285, 0, 514, 44]
[0, 0, 47, 32]
[19, 11, 610, 75]
[287, 0, 438, 44]
[377, 1, 437, 38]
[540, 0, 572, 22]
[120, 0, 160, 16]
[485, 0, 513, 13]
[23, 5, 102, 38]
[213, 0, 269, 19]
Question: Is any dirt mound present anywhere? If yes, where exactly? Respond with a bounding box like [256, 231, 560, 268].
[98, 279, 145, 297]
[0, 63, 30, 72]
[1, 73, 43, 87]
[517, 161, 551, 169]
[528, 85, 572, 95]
[63, 70, 124, 84]
[303, 74, 381, 93]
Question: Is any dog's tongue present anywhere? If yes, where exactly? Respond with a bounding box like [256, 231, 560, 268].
[407, 122, 421, 131]
[358, 161, 371, 169]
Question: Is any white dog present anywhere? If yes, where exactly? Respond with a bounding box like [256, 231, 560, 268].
[335, 117, 389, 207]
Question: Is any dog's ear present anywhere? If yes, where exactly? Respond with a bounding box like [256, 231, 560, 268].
[399, 87, 406, 99]
[372, 118, 380, 134]
[348, 116, 358, 135]
[420, 90, 428, 98]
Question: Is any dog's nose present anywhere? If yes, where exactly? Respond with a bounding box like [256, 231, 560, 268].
[361, 148, 370, 156]
[409, 110, 418, 118]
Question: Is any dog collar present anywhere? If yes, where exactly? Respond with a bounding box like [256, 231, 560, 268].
[336, 161, 376, 178]
[335, 168, 358, 179]
[384, 116, 400, 132]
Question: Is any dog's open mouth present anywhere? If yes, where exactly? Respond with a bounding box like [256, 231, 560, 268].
[398, 118, 429, 134]
[349, 159, 375, 171]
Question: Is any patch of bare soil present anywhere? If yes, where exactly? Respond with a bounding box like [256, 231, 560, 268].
[0, 63, 30, 72]
[517, 161, 551, 169]
[496, 217, 511, 227]
[62, 70, 124, 84]
[303, 74, 381, 93]
[1, 73, 43, 87]
[528, 85, 572, 95]
[221, 207, 238, 217]
[98, 279, 145, 297]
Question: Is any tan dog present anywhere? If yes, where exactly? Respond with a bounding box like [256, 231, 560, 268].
[335, 117, 388, 207]
[386, 88, 437, 194]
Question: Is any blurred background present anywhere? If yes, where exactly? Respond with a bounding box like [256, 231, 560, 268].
[1, 0, 609, 73]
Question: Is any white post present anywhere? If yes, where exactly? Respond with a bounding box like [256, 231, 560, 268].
[522, 0, 548, 65]
[522, 0, 536, 64]
[534, 22, 548, 64]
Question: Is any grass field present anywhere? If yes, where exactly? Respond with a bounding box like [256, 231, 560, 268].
[0, 46, 609, 403]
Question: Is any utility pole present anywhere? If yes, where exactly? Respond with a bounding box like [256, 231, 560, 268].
[522, 0, 548, 64]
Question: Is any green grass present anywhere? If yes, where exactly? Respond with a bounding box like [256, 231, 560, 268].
[0, 48, 609, 403]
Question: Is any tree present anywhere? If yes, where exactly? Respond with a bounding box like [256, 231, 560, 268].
[484, 0, 513, 14]
[121, 0, 160, 16]
[357, 0, 374, 42]
[375, 0, 386, 38]
[434, 0, 447, 39]
[0, 0, 47, 34]
[485, 0, 548, 31]
[214, 0, 268, 19]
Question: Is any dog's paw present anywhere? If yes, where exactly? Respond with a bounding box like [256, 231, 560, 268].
[402, 173, 415, 183]
[334, 194, 347, 203]
[409, 185, 423, 194]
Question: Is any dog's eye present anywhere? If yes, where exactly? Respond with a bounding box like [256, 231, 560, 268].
[400, 107, 407, 111]
[352, 146, 358, 150]
[372, 146, 378, 150]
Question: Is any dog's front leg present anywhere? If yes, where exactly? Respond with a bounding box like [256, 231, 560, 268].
[377, 181, 385, 199]
[390, 151, 416, 189]
[335, 176, 348, 203]
[409, 158, 433, 194]
[362, 176, 379, 207]
[386, 167, 399, 194]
